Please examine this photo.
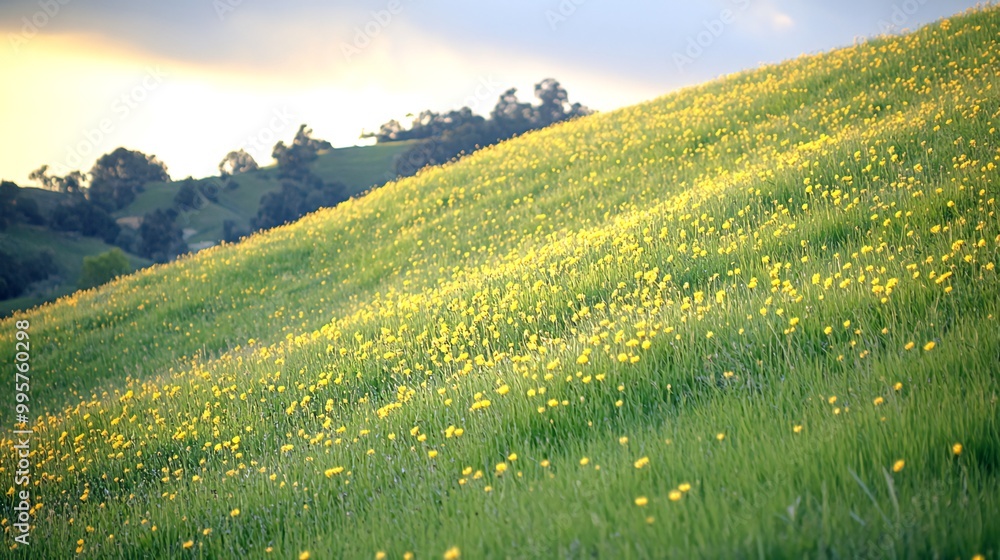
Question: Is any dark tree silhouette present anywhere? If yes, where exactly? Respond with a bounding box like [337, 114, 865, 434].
[490, 88, 536, 139]
[0, 180, 46, 227]
[528, 78, 592, 123]
[0, 181, 17, 230]
[89, 148, 170, 211]
[251, 177, 348, 231]
[173, 179, 201, 211]
[272, 125, 331, 180]
[379, 78, 593, 177]
[48, 198, 120, 243]
[198, 180, 221, 203]
[0, 247, 57, 300]
[138, 208, 187, 262]
[362, 119, 404, 143]
[29, 166, 88, 196]
[218, 149, 259, 176]
[248, 125, 348, 232]
[222, 219, 249, 243]
[15, 196, 44, 225]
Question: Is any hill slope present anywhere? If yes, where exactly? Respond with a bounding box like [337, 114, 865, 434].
[0, 224, 151, 316]
[2, 8, 1000, 558]
[115, 140, 416, 244]
[0, 141, 414, 316]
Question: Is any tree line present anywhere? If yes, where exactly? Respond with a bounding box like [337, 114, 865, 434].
[366, 78, 591, 176]
[0, 77, 589, 299]
[25, 148, 184, 262]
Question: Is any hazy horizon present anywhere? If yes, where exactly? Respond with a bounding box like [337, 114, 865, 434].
[0, 0, 983, 186]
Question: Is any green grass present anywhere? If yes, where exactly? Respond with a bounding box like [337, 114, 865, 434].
[309, 141, 417, 192]
[13, 186, 69, 217]
[0, 224, 151, 316]
[1, 8, 999, 559]
[1, 141, 414, 315]
[117, 140, 416, 243]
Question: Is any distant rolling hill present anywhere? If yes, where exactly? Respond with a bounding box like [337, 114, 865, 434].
[114, 140, 417, 246]
[1, 140, 415, 315]
[0, 223, 152, 316]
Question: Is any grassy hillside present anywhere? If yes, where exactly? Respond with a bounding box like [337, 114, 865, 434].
[14, 187, 68, 217]
[0, 142, 413, 316]
[116, 140, 416, 244]
[2, 8, 999, 558]
[0, 224, 151, 317]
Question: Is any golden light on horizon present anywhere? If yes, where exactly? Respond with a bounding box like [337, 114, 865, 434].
[0, 23, 663, 186]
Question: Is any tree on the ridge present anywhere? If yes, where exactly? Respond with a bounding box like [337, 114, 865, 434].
[89, 148, 170, 211]
[272, 125, 332, 180]
[29, 165, 88, 196]
[218, 149, 259, 177]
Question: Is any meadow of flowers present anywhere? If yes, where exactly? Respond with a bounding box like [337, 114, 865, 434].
[2, 7, 999, 558]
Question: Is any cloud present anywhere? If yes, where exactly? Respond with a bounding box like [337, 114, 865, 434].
[730, 0, 797, 35]
[0, 0, 984, 184]
[771, 11, 795, 30]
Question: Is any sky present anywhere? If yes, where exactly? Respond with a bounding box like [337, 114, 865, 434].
[0, 0, 984, 185]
